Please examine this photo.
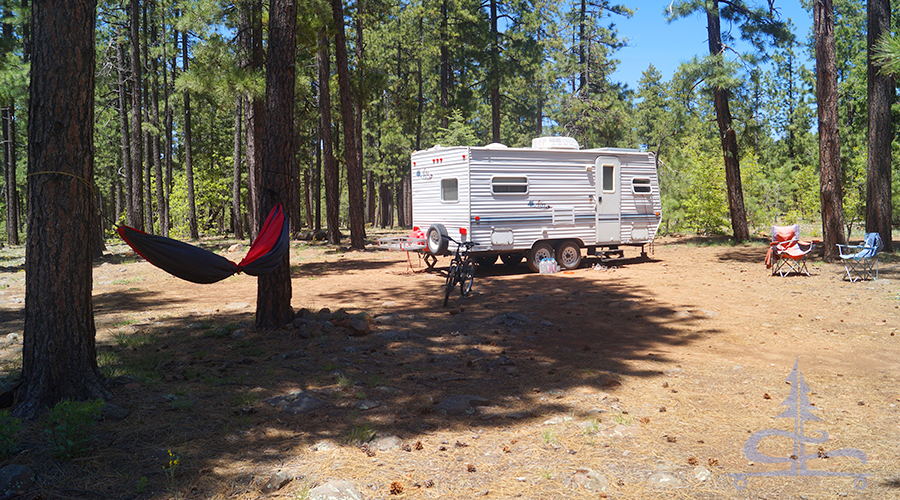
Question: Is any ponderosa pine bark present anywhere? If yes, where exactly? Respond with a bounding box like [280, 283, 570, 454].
[255, 0, 295, 329]
[318, 28, 340, 245]
[815, 0, 846, 260]
[129, 0, 143, 230]
[865, 0, 893, 252]
[233, 97, 244, 239]
[182, 24, 199, 240]
[239, 0, 264, 240]
[16, 0, 112, 418]
[331, 0, 365, 249]
[705, 1, 749, 242]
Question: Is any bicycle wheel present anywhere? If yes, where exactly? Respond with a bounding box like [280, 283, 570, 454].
[443, 263, 458, 306]
[460, 258, 475, 297]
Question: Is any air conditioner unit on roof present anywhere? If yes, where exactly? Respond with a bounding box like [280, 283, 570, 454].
[531, 137, 580, 150]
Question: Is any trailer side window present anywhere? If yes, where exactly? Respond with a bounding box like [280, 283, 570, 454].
[601, 164, 615, 193]
[441, 178, 459, 202]
[632, 178, 652, 194]
[491, 176, 528, 194]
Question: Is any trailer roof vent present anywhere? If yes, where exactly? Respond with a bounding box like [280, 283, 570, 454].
[531, 137, 580, 150]
[485, 142, 508, 149]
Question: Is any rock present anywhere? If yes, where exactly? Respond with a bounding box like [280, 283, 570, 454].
[434, 395, 491, 416]
[371, 435, 402, 451]
[490, 313, 532, 326]
[374, 313, 398, 324]
[267, 392, 329, 415]
[296, 308, 316, 320]
[566, 469, 607, 491]
[647, 471, 680, 487]
[0, 465, 35, 498]
[542, 415, 573, 425]
[376, 330, 422, 341]
[4, 333, 19, 343]
[595, 372, 621, 387]
[260, 471, 292, 494]
[227, 242, 244, 253]
[429, 354, 460, 364]
[101, 404, 131, 421]
[694, 466, 711, 482]
[487, 355, 517, 375]
[348, 319, 370, 336]
[311, 440, 339, 452]
[308, 480, 363, 500]
[381, 300, 397, 307]
[356, 400, 380, 410]
[317, 308, 333, 321]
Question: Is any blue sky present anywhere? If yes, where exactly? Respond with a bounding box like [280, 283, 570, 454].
[611, 1, 814, 90]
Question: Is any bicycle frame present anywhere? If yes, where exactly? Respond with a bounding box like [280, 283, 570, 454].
[442, 236, 476, 306]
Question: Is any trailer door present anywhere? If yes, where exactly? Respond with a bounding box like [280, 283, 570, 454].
[594, 156, 620, 244]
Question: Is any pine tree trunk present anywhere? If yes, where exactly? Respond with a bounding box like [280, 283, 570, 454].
[241, 0, 264, 240]
[489, 0, 500, 143]
[141, 1, 152, 233]
[331, 0, 365, 249]
[129, 0, 143, 230]
[318, 29, 340, 245]
[705, 2, 749, 242]
[815, 0, 846, 260]
[439, 0, 449, 129]
[117, 30, 132, 226]
[865, 0, 893, 252]
[150, 0, 164, 236]
[161, 21, 173, 237]
[256, 0, 295, 329]
[314, 121, 322, 232]
[182, 25, 198, 240]
[366, 171, 375, 224]
[17, 0, 112, 419]
[233, 97, 244, 239]
[2, 104, 19, 245]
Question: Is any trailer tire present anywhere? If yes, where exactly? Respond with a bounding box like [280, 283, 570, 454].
[426, 224, 449, 255]
[526, 242, 555, 273]
[500, 253, 523, 267]
[556, 240, 582, 270]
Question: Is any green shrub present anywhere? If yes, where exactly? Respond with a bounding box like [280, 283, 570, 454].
[44, 398, 105, 459]
[0, 410, 22, 458]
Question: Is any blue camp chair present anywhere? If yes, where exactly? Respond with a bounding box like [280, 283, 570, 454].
[837, 232, 883, 282]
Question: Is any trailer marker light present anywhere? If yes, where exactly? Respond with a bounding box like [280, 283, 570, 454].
[459, 228, 467, 235]
[462, 154, 466, 160]
[474, 216, 480, 221]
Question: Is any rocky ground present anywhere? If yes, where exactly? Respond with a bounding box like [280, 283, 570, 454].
[0, 232, 898, 499]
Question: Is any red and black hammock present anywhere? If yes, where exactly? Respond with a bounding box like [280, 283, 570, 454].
[118, 203, 289, 284]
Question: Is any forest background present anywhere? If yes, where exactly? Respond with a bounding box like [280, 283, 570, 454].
[0, 0, 898, 249]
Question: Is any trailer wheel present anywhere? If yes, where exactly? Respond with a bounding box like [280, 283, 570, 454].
[426, 224, 449, 255]
[555, 240, 582, 270]
[526, 242, 555, 273]
[475, 255, 498, 267]
[500, 253, 523, 267]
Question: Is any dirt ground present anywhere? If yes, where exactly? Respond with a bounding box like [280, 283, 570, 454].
[0, 231, 898, 499]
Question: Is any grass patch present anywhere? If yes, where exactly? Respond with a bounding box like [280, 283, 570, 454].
[345, 423, 376, 444]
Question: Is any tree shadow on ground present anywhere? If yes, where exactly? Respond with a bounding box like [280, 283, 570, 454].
[45, 249, 726, 499]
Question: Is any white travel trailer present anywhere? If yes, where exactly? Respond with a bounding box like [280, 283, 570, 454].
[410, 137, 662, 272]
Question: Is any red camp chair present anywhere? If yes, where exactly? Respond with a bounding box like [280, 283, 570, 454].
[766, 224, 815, 277]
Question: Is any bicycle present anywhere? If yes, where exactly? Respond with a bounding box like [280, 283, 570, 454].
[442, 237, 477, 307]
